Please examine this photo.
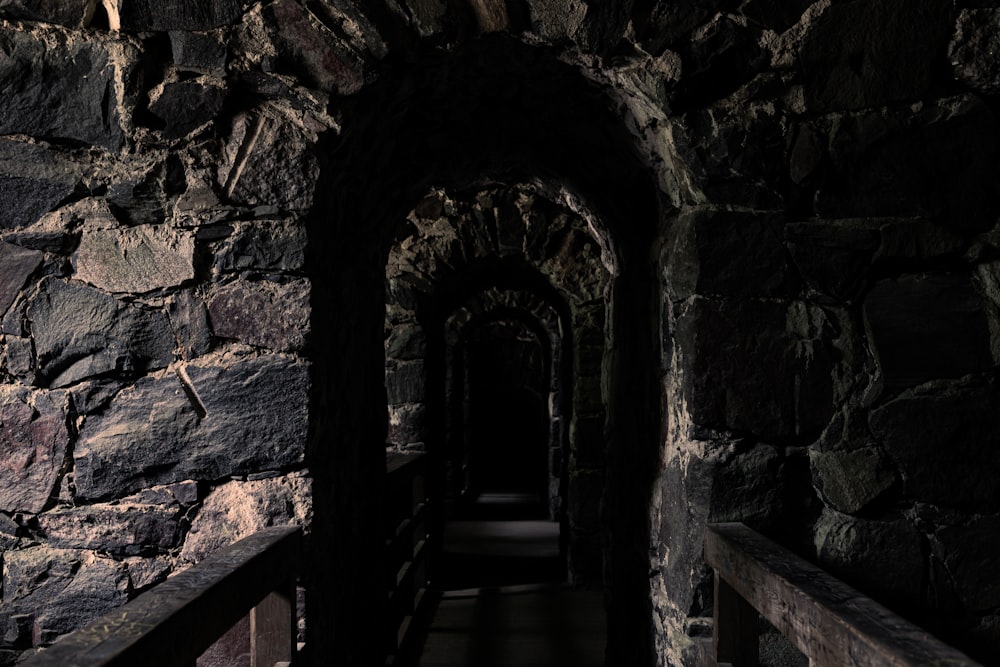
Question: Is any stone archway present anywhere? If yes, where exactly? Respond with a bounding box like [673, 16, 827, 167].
[308, 35, 667, 665]
[384, 184, 613, 584]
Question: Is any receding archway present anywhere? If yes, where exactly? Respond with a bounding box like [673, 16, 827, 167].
[308, 34, 665, 666]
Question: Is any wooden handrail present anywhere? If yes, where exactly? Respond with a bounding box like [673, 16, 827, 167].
[23, 525, 301, 667]
[385, 452, 432, 664]
[704, 522, 980, 667]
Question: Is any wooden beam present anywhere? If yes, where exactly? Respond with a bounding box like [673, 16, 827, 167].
[704, 523, 980, 667]
[713, 571, 759, 667]
[251, 579, 296, 667]
[23, 525, 301, 667]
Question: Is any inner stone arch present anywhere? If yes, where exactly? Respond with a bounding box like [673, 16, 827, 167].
[385, 183, 614, 585]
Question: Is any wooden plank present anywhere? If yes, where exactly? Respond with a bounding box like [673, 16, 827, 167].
[713, 571, 758, 667]
[704, 523, 980, 667]
[250, 578, 295, 667]
[23, 526, 300, 667]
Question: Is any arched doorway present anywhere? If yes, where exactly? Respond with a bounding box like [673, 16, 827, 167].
[308, 35, 664, 665]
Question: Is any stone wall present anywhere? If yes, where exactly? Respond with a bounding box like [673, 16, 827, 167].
[1, 0, 999, 665]
[0, 3, 317, 661]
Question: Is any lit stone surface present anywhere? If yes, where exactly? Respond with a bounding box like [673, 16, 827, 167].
[73, 225, 196, 294]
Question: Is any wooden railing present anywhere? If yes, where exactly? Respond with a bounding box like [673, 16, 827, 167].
[704, 522, 980, 667]
[23, 525, 301, 667]
[385, 452, 432, 665]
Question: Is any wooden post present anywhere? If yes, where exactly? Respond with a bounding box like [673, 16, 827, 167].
[714, 570, 759, 667]
[251, 578, 296, 667]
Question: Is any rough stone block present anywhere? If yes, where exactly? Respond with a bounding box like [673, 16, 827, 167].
[813, 95, 1000, 232]
[148, 79, 226, 139]
[401, 0, 448, 37]
[385, 359, 424, 405]
[123, 556, 172, 591]
[949, 9, 1000, 98]
[674, 13, 767, 106]
[210, 220, 307, 274]
[0, 387, 68, 514]
[385, 326, 426, 361]
[167, 290, 213, 360]
[119, 0, 250, 30]
[0, 29, 126, 150]
[0, 242, 42, 317]
[863, 274, 991, 387]
[810, 447, 895, 514]
[106, 156, 187, 226]
[73, 354, 310, 500]
[0, 0, 93, 27]
[26, 278, 175, 387]
[263, 0, 364, 95]
[813, 508, 924, 608]
[206, 279, 310, 352]
[1, 548, 128, 646]
[784, 220, 879, 300]
[388, 403, 425, 447]
[869, 385, 1000, 510]
[179, 472, 310, 562]
[877, 219, 966, 264]
[38, 503, 182, 554]
[4, 337, 36, 384]
[0, 140, 84, 230]
[677, 298, 836, 440]
[666, 208, 787, 300]
[708, 445, 783, 528]
[220, 113, 320, 212]
[935, 516, 1000, 612]
[73, 224, 196, 294]
[798, 0, 953, 111]
[738, 0, 813, 31]
[170, 30, 227, 73]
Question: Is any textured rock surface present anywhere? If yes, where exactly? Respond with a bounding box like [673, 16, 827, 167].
[814, 508, 924, 607]
[870, 385, 1000, 510]
[810, 448, 895, 514]
[0, 388, 68, 513]
[798, 0, 954, 111]
[950, 9, 1000, 98]
[677, 298, 835, 439]
[148, 79, 226, 140]
[935, 516, 1000, 612]
[26, 278, 175, 387]
[864, 274, 991, 387]
[0, 0, 94, 27]
[0, 28, 126, 150]
[1, 548, 129, 646]
[38, 502, 182, 554]
[0, 140, 84, 230]
[0, 242, 42, 317]
[74, 355, 309, 499]
[263, 0, 364, 95]
[206, 279, 310, 352]
[220, 114, 319, 212]
[180, 473, 311, 562]
[119, 0, 250, 31]
[73, 225, 196, 294]
[166, 290, 213, 360]
[170, 31, 227, 74]
[210, 220, 307, 274]
[1, 0, 999, 662]
[666, 208, 787, 299]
